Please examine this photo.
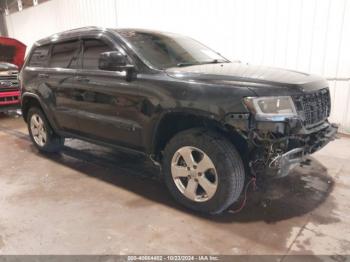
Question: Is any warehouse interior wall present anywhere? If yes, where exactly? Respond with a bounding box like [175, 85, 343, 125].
[4, 0, 350, 133]
[0, 12, 8, 36]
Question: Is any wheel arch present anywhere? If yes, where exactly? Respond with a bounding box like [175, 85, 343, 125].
[21, 93, 41, 122]
[21, 92, 59, 132]
[151, 110, 248, 161]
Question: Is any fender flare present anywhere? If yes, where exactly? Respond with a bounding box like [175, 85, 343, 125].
[149, 109, 224, 155]
[21, 92, 59, 132]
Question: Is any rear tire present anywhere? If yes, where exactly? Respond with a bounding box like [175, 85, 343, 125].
[162, 128, 245, 214]
[27, 107, 64, 153]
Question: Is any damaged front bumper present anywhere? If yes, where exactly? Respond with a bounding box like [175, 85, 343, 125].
[226, 88, 338, 178]
[248, 120, 338, 178]
[270, 122, 337, 177]
[274, 148, 304, 177]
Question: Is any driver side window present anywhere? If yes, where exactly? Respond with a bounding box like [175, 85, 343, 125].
[82, 39, 113, 70]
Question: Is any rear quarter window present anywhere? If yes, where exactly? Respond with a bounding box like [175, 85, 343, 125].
[28, 45, 50, 67]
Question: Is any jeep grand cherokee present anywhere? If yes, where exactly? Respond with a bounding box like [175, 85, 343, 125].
[20, 27, 337, 214]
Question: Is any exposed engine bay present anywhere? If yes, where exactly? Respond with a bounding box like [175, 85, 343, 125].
[248, 122, 338, 178]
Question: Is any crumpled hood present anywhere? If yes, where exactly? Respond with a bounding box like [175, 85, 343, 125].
[166, 62, 328, 96]
[0, 37, 26, 69]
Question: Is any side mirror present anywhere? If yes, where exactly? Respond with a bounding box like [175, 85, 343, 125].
[98, 51, 131, 71]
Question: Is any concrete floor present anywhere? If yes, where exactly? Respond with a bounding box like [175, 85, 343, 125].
[0, 113, 349, 258]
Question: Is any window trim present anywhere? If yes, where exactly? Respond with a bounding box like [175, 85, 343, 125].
[26, 31, 138, 72]
[81, 38, 113, 70]
[48, 39, 82, 69]
[27, 44, 51, 67]
[80, 37, 132, 72]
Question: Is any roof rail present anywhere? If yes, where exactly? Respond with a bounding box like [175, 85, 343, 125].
[34, 26, 107, 46]
[48, 26, 104, 38]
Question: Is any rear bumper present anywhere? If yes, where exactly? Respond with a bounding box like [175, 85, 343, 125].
[0, 90, 21, 112]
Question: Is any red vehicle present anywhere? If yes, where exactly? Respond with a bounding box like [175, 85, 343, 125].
[0, 37, 26, 112]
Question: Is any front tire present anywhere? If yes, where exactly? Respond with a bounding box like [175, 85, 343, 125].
[27, 107, 64, 153]
[162, 128, 245, 214]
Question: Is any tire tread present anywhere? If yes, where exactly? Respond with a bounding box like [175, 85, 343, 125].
[162, 128, 245, 214]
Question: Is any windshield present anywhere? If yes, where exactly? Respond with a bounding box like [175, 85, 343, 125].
[117, 30, 229, 69]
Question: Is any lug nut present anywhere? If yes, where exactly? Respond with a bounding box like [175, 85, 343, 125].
[187, 167, 191, 171]
[193, 165, 197, 169]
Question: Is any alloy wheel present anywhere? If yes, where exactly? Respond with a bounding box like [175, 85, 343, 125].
[30, 113, 47, 147]
[171, 146, 218, 202]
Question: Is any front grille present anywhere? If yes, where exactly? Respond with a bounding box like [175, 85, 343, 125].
[0, 71, 19, 89]
[293, 88, 331, 127]
[0, 91, 20, 106]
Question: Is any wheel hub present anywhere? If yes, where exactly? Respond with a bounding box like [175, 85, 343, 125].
[189, 170, 197, 178]
[171, 146, 218, 202]
[30, 114, 47, 147]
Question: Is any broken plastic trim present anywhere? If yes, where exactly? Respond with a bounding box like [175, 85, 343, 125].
[273, 147, 304, 178]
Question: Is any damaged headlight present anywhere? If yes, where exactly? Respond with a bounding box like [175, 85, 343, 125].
[244, 96, 297, 121]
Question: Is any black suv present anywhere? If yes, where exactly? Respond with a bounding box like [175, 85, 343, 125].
[20, 27, 337, 214]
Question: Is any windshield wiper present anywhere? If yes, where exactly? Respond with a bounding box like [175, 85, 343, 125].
[202, 59, 228, 64]
[176, 59, 228, 67]
[176, 62, 201, 67]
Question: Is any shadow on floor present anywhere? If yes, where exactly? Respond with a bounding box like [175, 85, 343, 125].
[0, 114, 335, 224]
[42, 138, 334, 224]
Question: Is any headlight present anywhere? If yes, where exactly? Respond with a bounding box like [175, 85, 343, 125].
[244, 96, 297, 120]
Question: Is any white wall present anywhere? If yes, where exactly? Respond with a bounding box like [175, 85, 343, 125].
[5, 0, 350, 133]
[5, 0, 117, 49]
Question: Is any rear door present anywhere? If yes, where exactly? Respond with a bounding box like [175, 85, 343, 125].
[73, 38, 144, 151]
[23, 45, 59, 126]
[47, 40, 83, 133]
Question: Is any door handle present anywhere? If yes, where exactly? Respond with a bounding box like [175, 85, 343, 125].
[74, 76, 90, 83]
[38, 73, 49, 79]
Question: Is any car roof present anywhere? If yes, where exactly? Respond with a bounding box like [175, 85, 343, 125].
[34, 27, 178, 47]
[35, 26, 108, 46]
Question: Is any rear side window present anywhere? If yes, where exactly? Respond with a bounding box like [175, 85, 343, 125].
[50, 40, 81, 68]
[28, 45, 50, 67]
[82, 39, 113, 70]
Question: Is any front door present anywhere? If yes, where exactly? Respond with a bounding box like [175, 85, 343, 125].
[74, 38, 144, 151]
